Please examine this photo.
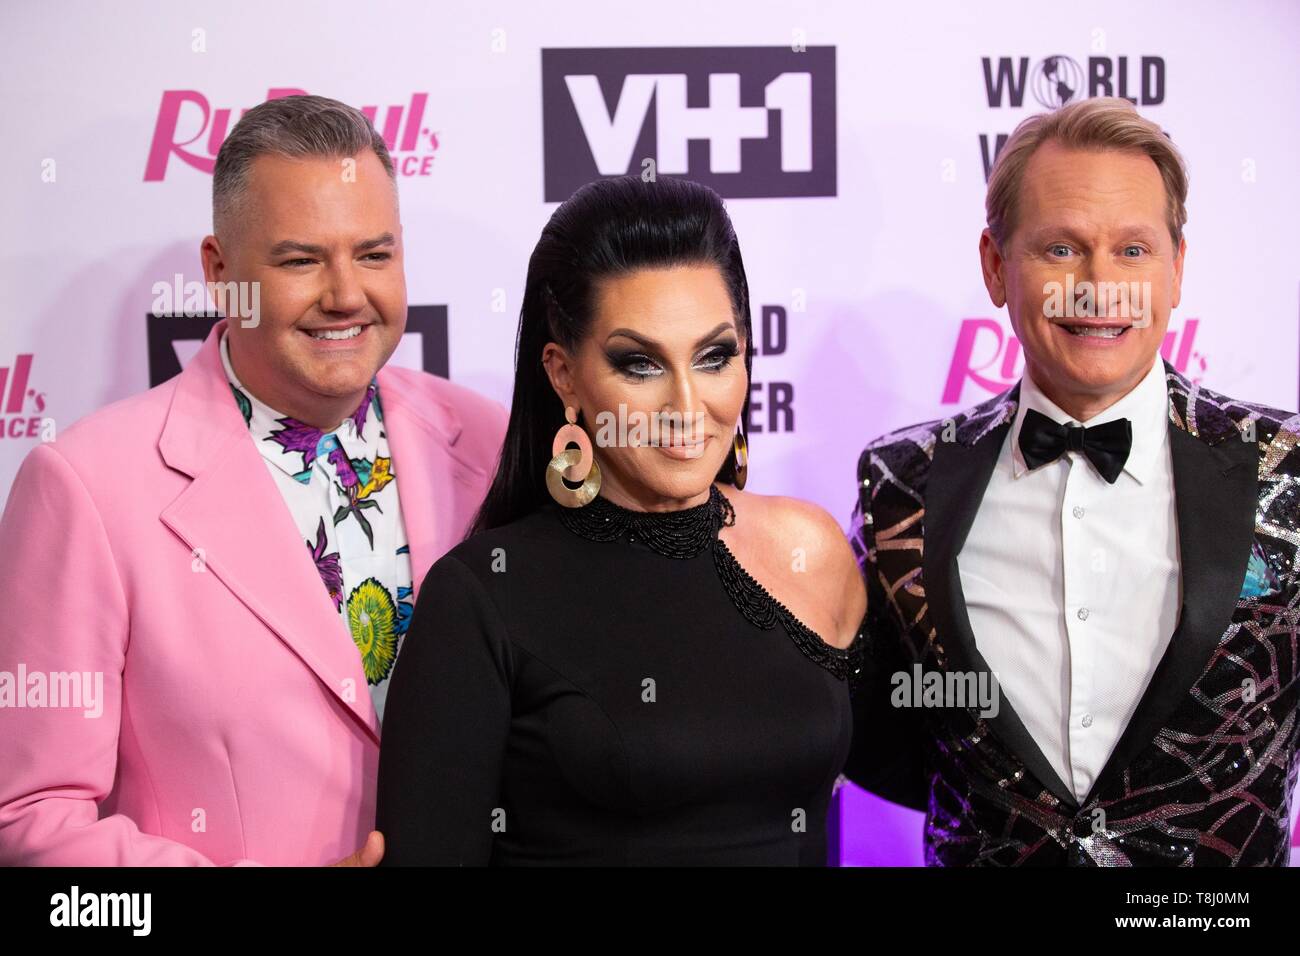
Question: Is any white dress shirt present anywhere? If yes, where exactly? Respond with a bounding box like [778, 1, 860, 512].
[957, 353, 1181, 802]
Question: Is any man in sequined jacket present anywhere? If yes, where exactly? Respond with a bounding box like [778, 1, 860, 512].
[844, 97, 1300, 866]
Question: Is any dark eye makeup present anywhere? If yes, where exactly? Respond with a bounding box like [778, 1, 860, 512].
[605, 337, 740, 380]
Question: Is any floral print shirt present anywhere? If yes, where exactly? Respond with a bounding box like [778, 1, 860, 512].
[220, 332, 413, 724]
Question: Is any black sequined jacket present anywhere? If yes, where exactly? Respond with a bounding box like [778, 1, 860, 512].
[844, 360, 1300, 866]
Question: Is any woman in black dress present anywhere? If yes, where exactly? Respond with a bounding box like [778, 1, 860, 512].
[376, 175, 867, 865]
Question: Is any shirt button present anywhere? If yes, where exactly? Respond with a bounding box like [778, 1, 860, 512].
[1077, 607, 1090, 621]
[1082, 714, 1094, 728]
[1072, 505, 1085, 519]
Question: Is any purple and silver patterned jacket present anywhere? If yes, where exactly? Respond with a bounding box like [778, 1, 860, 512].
[846, 360, 1300, 866]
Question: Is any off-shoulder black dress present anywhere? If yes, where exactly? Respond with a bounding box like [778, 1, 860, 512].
[376, 484, 864, 865]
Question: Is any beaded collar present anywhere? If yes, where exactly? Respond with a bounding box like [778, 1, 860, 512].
[557, 485, 864, 683]
[557, 484, 731, 558]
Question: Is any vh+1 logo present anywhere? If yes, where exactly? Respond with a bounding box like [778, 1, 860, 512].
[542, 47, 836, 201]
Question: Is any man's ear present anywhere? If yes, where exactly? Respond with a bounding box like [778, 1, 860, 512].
[200, 235, 229, 313]
[540, 342, 578, 410]
[1170, 235, 1187, 310]
[979, 228, 1007, 308]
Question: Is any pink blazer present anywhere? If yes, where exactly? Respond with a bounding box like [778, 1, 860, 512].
[0, 320, 506, 865]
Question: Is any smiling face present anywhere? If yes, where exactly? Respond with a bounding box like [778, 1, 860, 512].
[979, 140, 1186, 421]
[200, 149, 406, 428]
[542, 264, 748, 511]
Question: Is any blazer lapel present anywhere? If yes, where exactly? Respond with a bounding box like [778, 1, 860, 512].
[1086, 365, 1259, 800]
[376, 369, 488, 600]
[158, 321, 381, 746]
[924, 396, 1080, 809]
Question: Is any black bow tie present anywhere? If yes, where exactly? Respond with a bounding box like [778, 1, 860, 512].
[1017, 408, 1132, 484]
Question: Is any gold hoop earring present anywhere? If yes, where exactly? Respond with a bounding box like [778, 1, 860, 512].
[547, 406, 601, 507]
[731, 427, 748, 490]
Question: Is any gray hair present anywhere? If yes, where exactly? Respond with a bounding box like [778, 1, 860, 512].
[212, 94, 396, 238]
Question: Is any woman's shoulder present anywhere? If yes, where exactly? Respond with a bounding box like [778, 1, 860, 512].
[429, 505, 573, 586]
[414, 512, 561, 638]
[717, 484, 866, 649]
[721, 485, 854, 563]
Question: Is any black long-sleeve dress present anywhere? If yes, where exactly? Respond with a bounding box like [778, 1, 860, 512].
[376, 483, 864, 865]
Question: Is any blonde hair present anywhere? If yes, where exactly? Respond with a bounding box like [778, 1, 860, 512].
[985, 97, 1188, 250]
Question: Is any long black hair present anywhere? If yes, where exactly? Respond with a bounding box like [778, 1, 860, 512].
[468, 174, 754, 536]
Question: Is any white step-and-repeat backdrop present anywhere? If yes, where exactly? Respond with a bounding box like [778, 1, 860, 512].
[2, 0, 1297, 864]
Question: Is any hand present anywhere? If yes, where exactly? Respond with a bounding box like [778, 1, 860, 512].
[330, 830, 384, 866]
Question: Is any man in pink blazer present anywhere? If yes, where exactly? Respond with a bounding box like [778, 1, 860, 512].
[0, 95, 506, 865]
